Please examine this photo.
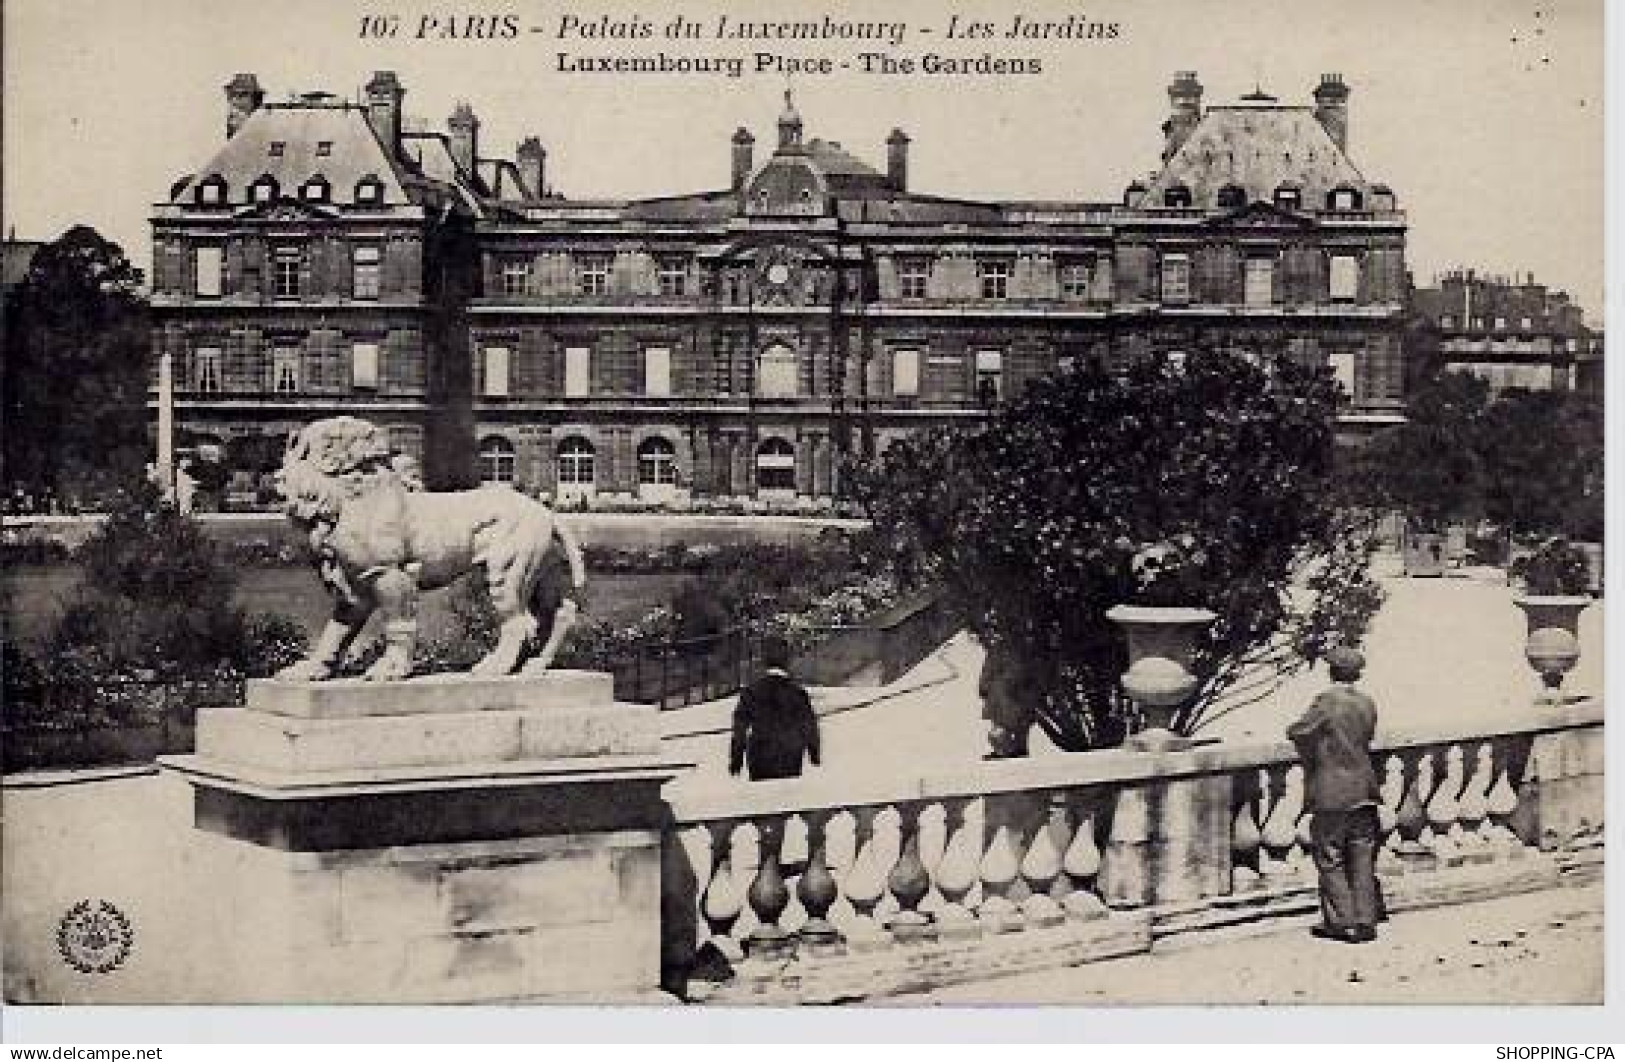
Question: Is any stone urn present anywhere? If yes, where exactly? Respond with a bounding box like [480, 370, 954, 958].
[1513, 596, 1589, 703]
[1106, 605, 1217, 751]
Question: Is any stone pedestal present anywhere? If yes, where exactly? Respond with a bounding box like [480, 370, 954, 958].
[1099, 774, 1233, 909]
[161, 670, 690, 1003]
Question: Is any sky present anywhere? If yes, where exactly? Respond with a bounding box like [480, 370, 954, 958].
[2, 0, 1606, 320]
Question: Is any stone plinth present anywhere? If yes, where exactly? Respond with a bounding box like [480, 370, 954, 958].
[160, 670, 690, 1003]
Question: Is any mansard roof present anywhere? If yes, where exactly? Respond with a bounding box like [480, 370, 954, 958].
[1142, 103, 1370, 209]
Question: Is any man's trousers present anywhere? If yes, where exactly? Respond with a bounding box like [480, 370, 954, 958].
[1309, 805, 1381, 932]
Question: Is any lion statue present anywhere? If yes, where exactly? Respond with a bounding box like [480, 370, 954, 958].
[273, 416, 585, 682]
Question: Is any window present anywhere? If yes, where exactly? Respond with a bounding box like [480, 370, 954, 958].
[975, 349, 1003, 405]
[756, 343, 799, 398]
[1161, 254, 1191, 305]
[352, 342, 379, 390]
[1166, 349, 1188, 371]
[577, 254, 611, 297]
[1275, 185, 1302, 211]
[756, 438, 797, 493]
[1521, 316, 1533, 331]
[478, 436, 515, 484]
[250, 175, 278, 203]
[1216, 184, 1247, 210]
[353, 246, 381, 300]
[501, 259, 530, 298]
[195, 246, 223, 298]
[195, 176, 227, 206]
[637, 437, 679, 488]
[643, 346, 671, 397]
[1244, 258, 1275, 306]
[273, 347, 300, 394]
[978, 260, 1012, 300]
[1494, 317, 1507, 331]
[1440, 315, 1455, 329]
[194, 346, 222, 392]
[354, 176, 384, 206]
[1327, 187, 1362, 211]
[268, 142, 286, 157]
[1327, 347, 1357, 398]
[301, 176, 329, 203]
[316, 141, 333, 157]
[482, 346, 510, 398]
[564, 346, 591, 397]
[272, 247, 302, 299]
[657, 259, 688, 297]
[897, 259, 930, 300]
[557, 437, 596, 490]
[1163, 185, 1192, 208]
[1326, 256, 1359, 303]
[1060, 261, 1091, 300]
[892, 348, 920, 397]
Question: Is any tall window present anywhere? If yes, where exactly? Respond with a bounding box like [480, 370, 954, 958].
[351, 342, 379, 390]
[556, 436, 596, 491]
[897, 259, 930, 300]
[577, 254, 611, 296]
[272, 247, 302, 300]
[1060, 261, 1091, 300]
[975, 349, 1003, 405]
[657, 259, 688, 297]
[1244, 258, 1275, 306]
[643, 346, 671, 397]
[564, 346, 591, 397]
[272, 347, 300, 394]
[478, 436, 515, 484]
[892, 348, 920, 397]
[482, 345, 510, 398]
[353, 246, 381, 300]
[1161, 254, 1191, 305]
[757, 344, 799, 398]
[501, 260, 530, 298]
[1327, 347, 1357, 399]
[978, 260, 1011, 300]
[194, 347, 222, 393]
[756, 438, 797, 493]
[637, 437, 678, 489]
[195, 246, 223, 298]
[1329, 255, 1359, 302]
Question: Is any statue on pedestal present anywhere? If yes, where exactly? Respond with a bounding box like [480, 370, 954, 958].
[273, 416, 585, 681]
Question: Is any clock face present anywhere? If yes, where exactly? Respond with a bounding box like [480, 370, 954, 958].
[766, 262, 791, 286]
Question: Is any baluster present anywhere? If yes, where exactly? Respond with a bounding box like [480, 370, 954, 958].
[1427, 745, 1464, 865]
[933, 798, 983, 937]
[976, 797, 1023, 932]
[1390, 751, 1438, 873]
[1375, 754, 1405, 874]
[700, 821, 744, 963]
[796, 809, 842, 954]
[1508, 742, 1542, 850]
[745, 817, 792, 959]
[1485, 743, 1522, 853]
[886, 801, 934, 942]
[1231, 784, 1263, 892]
[1061, 800, 1108, 918]
[1292, 805, 1314, 879]
[1457, 743, 1493, 852]
[1019, 793, 1066, 929]
[841, 805, 889, 950]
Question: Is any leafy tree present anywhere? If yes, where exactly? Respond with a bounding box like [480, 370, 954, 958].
[1476, 388, 1603, 540]
[852, 352, 1382, 751]
[2, 226, 150, 502]
[1360, 371, 1490, 532]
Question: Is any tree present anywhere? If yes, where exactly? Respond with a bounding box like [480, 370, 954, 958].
[2, 226, 150, 502]
[1476, 388, 1603, 540]
[852, 351, 1382, 751]
[1360, 371, 1490, 531]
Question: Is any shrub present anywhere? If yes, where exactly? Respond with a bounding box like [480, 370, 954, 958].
[1511, 537, 1592, 596]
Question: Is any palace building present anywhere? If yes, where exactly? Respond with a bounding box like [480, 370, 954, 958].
[150, 70, 1407, 509]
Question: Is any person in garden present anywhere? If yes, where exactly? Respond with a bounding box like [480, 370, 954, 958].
[1287, 645, 1382, 943]
[729, 636, 820, 781]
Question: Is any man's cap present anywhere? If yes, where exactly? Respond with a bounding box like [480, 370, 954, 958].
[1326, 645, 1366, 675]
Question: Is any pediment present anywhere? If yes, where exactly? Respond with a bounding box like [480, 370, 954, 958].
[234, 198, 340, 222]
[1204, 201, 1314, 230]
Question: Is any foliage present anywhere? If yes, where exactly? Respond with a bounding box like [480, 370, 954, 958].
[1510, 537, 1592, 596]
[2, 226, 151, 501]
[1357, 372, 1490, 531]
[851, 351, 1383, 751]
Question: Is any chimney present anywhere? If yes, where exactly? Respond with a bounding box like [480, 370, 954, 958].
[1162, 71, 1203, 162]
[1314, 73, 1350, 152]
[224, 73, 264, 139]
[517, 137, 547, 200]
[448, 102, 479, 177]
[365, 70, 405, 159]
[731, 127, 754, 190]
[886, 128, 910, 192]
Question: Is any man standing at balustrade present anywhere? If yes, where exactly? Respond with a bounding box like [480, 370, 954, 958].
[729, 636, 820, 781]
[1287, 645, 1382, 944]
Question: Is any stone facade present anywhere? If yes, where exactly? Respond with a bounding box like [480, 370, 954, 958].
[154, 70, 1408, 505]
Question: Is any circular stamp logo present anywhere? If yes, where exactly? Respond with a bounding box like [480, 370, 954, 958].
[56, 899, 133, 974]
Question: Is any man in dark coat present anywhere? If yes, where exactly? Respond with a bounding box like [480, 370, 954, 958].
[729, 636, 820, 780]
[1287, 645, 1382, 943]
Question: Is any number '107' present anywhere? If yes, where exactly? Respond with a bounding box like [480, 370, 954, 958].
[359, 15, 399, 38]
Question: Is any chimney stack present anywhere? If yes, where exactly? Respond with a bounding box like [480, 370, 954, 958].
[448, 102, 479, 178]
[517, 137, 547, 200]
[365, 71, 405, 159]
[1162, 71, 1203, 162]
[1314, 73, 1350, 152]
[887, 128, 910, 192]
[224, 73, 264, 139]
[731, 127, 755, 190]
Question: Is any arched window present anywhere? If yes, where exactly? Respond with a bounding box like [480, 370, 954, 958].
[478, 435, 515, 484]
[355, 175, 385, 206]
[1274, 184, 1302, 211]
[637, 436, 678, 487]
[1327, 185, 1363, 211]
[301, 175, 330, 203]
[1163, 184, 1192, 208]
[1216, 184, 1247, 210]
[556, 436, 595, 490]
[195, 175, 228, 206]
[249, 174, 279, 204]
[756, 438, 797, 493]
[756, 343, 799, 398]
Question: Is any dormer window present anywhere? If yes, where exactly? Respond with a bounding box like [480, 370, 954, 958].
[268, 142, 286, 157]
[195, 175, 227, 207]
[300, 175, 330, 203]
[1274, 185, 1302, 210]
[354, 176, 384, 206]
[1216, 184, 1247, 210]
[1163, 185, 1192, 208]
[1327, 186, 1363, 211]
[316, 141, 333, 157]
[249, 175, 279, 204]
